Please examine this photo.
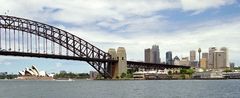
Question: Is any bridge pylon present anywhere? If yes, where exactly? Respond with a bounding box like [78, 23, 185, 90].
[108, 47, 127, 79]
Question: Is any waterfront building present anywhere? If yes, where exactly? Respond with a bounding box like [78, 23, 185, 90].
[223, 72, 240, 79]
[190, 50, 196, 61]
[192, 71, 223, 79]
[208, 47, 217, 69]
[166, 51, 173, 65]
[173, 56, 180, 65]
[133, 69, 168, 80]
[144, 48, 152, 63]
[19, 65, 42, 76]
[193, 71, 240, 79]
[151, 45, 160, 63]
[17, 65, 52, 80]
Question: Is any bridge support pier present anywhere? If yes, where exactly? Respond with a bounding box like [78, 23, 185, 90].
[108, 47, 127, 79]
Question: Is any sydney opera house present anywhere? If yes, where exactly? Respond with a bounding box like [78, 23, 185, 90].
[17, 65, 53, 80]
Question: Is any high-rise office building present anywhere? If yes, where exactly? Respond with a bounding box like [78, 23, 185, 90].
[190, 50, 196, 61]
[200, 58, 207, 69]
[208, 47, 228, 69]
[202, 53, 208, 60]
[151, 45, 160, 64]
[208, 47, 217, 69]
[214, 51, 226, 68]
[144, 48, 152, 63]
[166, 51, 173, 65]
[202, 53, 209, 68]
[189, 50, 197, 67]
[220, 47, 228, 67]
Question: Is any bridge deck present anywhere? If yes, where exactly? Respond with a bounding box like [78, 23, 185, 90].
[0, 51, 117, 63]
[0, 51, 190, 69]
[127, 61, 190, 69]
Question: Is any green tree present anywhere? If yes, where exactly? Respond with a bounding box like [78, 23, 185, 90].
[120, 73, 126, 78]
[180, 74, 186, 79]
[126, 69, 134, 78]
[180, 69, 187, 74]
[223, 68, 232, 72]
[186, 69, 194, 75]
[168, 71, 172, 75]
[126, 73, 133, 78]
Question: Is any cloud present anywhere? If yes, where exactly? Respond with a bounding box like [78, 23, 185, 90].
[0, 0, 179, 24]
[0, 0, 239, 69]
[180, 0, 237, 13]
[66, 16, 240, 65]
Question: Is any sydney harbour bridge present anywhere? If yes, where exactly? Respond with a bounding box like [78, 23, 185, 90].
[0, 15, 190, 79]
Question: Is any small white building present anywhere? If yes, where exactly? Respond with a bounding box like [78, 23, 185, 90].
[193, 71, 223, 79]
[133, 69, 169, 79]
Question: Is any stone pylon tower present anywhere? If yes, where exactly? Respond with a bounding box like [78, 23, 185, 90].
[117, 47, 127, 77]
[108, 48, 118, 78]
[108, 47, 127, 79]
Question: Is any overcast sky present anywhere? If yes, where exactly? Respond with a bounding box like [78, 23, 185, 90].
[0, 0, 240, 74]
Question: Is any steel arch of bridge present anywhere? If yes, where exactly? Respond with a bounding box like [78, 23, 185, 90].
[0, 15, 116, 79]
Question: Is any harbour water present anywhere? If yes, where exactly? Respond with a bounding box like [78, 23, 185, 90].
[0, 80, 240, 98]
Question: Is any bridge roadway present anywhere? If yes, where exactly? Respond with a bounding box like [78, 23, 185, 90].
[0, 51, 190, 69]
[127, 61, 190, 69]
[0, 51, 116, 63]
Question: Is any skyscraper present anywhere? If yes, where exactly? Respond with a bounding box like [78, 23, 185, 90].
[220, 47, 228, 67]
[208, 47, 217, 69]
[189, 50, 197, 67]
[166, 51, 172, 65]
[214, 51, 226, 68]
[144, 48, 152, 63]
[151, 45, 160, 64]
[202, 53, 209, 68]
[190, 50, 196, 61]
[208, 47, 228, 69]
[200, 58, 207, 69]
[202, 53, 209, 60]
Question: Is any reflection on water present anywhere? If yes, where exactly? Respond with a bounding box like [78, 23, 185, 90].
[0, 80, 240, 98]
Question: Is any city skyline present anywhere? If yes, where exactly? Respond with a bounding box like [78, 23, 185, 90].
[0, 0, 240, 74]
[143, 45, 230, 70]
